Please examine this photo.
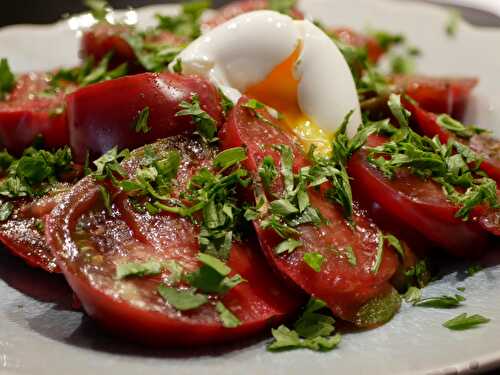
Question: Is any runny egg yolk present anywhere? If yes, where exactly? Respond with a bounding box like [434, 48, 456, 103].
[245, 43, 333, 155]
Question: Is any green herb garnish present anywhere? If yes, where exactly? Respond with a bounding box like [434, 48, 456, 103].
[116, 259, 163, 279]
[133, 107, 151, 134]
[443, 313, 489, 330]
[0, 58, 15, 100]
[176, 93, 218, 142]
[414, 294, 465, 308]
[157, 285, 208, 311]
[303, 252, 324, 272]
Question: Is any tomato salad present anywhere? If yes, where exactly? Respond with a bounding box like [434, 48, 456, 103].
[0, 0, 498, 351]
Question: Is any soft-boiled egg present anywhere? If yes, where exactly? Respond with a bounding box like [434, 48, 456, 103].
[169, 10, 361, 154]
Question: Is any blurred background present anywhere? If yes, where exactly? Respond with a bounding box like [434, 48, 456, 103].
[0, 0, 500, 28]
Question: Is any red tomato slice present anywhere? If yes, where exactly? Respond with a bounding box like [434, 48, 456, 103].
[80, 23, 186, 71]
[0, 187, 72, 272]
[202, 0, 304, 30]
[45, 136, 301, 346]
[404, 99, 500, 184]
[392, 75, 478, 119]
[331, 27, 384, 63]
[66, 72, 224, 162]
[219, 98, 399, 324]
[347, 135, 497, 257]
[0, 73, 70, 155]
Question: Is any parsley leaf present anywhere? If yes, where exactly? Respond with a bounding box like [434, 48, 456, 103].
[176, 93, 217, 142]
[84, 0, 110, 20]
[371, 232, 385, 274]
[384, 234, 405, 259]
[156, 0, 210, 40]
[125, 33, 184, 72]
[0, 201, 13, 221]
[414, 294, 465, 308]
[466, 264, 483, 277]
[0, 58, 15, 100]
[268, 298, 341, 352]
[157, 285, 208, 311]
[446, 9, 461, 37]
[268, 0, 297, 15]
[443, 313, 489, 330]
[436, 114, 487, 139]
[133, 107, 151, 134]
[213, 147, 247, 170]
[259, 156, 278, 190]
[403, 286, 422, 304]
[115, 259, 163, 279]
[303, 252, 324, 272]
[275, 238, 302, 255]
[216, 302, 241, 328]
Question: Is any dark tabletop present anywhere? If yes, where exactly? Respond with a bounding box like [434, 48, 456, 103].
[1, 1, 499, 374]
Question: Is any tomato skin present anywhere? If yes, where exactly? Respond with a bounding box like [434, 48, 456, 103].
[404, 99, 500, 185]
[220, 98, 399, 323]
[0, 73, 70, 155]
[0, 190, 69, 273]
[45, 137, 301, 346]
[392, 75, 478, 119]
[66, 72, 224, 162]
[347, 135, 494, 257]
[81, 23, 187, 71]
[202, 0, 304, 30]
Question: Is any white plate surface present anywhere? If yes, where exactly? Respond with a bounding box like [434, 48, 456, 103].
[0, 1, 499, 374]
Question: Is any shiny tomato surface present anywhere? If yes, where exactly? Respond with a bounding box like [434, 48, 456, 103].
[45, 136, 301, 346]
[66, 72, 224, 162]
[219, 98, 399, 323]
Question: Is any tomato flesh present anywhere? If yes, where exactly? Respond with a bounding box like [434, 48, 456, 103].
[219, 98, 399, 323]
[347, 135, 496, 257]
[392, 75, 478, 119]
[0, 73, 71, 155]
[66, 72, 224, 162]
[0, 186, 74, 272]
[45, 136, 301, 346]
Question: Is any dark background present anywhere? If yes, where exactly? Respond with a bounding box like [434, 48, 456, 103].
[1, 0, 500, 27]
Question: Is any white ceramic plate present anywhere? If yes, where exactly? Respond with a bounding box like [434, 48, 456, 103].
[1, 1, 499, 374]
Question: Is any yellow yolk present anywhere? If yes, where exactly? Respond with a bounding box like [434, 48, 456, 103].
[245, 45, 333, 155]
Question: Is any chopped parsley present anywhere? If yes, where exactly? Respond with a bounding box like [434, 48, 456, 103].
[371, 232, 384, 274]
[466, 264, 483, 277]
[0, 201, 13, 221]
[0, 146, 74, 199]
[446, 9, 461, 37]
[443, 313, 490, 330]
[84, 0, 110, 20]
[155, 0, 210, 40]
[48, 53, 127, 91]
[436, 114, 487, 139]
[125, 33, 185, 72]
[343, 246, 357, 266]
[405, 260, 431, 288]
[157, 285, 208, 311]
[0, 58, 15, 100]
[268, 298, 341, 352]
[414, 294, 465, 308]
[268, 0, 297, 16]
[172, 58, 183, 74]
[216, 302, 241, 328]
[367, 94, 499, 220]
[176, 93, 218, 142]
[115, 259, 163, 279]
[133, 107, 151, 134]
[403, 286, 422, 304]
[303, 252, 324, 272]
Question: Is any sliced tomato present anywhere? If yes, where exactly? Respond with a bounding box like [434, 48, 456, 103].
[0, 73, 71, 155]
[0, 186, 74, 272]
[392, 75, 478, 119]
[202, 0, 304, 30]
[45, 136, 301, 346]
[80, 22, 186, 71]
[66, 72, 224, 162]
[347, 135, 497, 257]
[404, 99, 500, 184]
[219, 97, 399, 325]
[331, 27, 384, 63]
